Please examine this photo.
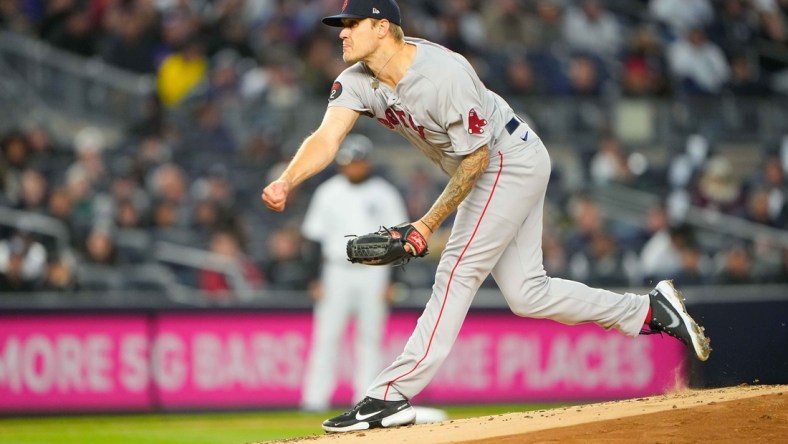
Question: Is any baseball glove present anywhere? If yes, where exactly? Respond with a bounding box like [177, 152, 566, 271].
[346, 224, 429, 266]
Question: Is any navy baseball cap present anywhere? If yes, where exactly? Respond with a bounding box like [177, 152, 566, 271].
[322, 0, 402, 27]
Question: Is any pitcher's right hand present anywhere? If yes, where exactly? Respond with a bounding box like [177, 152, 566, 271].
[262, 179, 290, 212]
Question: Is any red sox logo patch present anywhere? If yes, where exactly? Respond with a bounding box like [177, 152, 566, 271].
[468, 108, 487, 134]
[329, 81, 342, 100]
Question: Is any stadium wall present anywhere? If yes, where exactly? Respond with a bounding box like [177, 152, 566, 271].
[0, 309, 685, 414]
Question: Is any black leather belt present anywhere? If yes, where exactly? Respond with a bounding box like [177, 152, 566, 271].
[505, 117, 520, 135]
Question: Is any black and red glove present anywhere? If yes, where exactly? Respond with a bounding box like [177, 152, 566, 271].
[346, 224, 429, 266]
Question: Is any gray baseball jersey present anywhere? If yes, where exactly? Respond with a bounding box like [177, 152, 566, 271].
[328, 38, 650, 402]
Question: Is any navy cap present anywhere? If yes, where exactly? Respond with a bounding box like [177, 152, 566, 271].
[322, 0, 401, 27]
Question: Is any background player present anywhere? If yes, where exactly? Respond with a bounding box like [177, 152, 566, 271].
[262, 0, 711, 433]
[300, 134, 408, 413]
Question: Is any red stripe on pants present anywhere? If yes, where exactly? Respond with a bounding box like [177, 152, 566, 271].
[383, 151, 505, 400]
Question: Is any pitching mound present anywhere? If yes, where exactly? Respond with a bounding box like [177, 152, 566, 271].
[270, 384, 786, 443]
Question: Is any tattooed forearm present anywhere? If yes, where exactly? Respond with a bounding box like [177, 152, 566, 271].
[421, 146, 490, 231]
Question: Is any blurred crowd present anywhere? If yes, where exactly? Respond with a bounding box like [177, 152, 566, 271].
[1, 0, 788, 298]
[1, 0, 787, 100]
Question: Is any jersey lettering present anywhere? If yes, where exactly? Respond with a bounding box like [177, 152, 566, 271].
[384, 109, 399, 127]
[377, 118, 394, 129]
[394, 110, 410, 129]
[378, 107, 425, 140]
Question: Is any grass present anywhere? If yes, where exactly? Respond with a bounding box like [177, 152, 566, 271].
[0, 404, 559, 444]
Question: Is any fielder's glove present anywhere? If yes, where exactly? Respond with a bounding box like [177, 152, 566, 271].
[346, 224, 429, 266]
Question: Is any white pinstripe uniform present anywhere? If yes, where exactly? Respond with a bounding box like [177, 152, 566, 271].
[328, 38, 651, 402]
[300, 147, 408, 410]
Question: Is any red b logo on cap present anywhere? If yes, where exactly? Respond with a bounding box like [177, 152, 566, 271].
[341, 0, 348, 11]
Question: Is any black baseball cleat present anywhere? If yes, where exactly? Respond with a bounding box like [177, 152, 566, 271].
[322, 396, 416, 433]
[643, 280, 711, 361]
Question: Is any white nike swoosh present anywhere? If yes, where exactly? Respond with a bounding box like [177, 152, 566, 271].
[355, 409, 384, 421]
[657, 300, 681, 328]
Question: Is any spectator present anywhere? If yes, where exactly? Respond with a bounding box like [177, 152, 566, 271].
[199, 230, 265, 300]
[434, 13, 475, 57]
[501, 56, 541, 96]
[706, 0, 759, 59]
[726, 53, 771, 96]
[83, 224, 117, 265]
[301, 33, 347, 95]
[667, 27, 731, 95]
[150, 200, 180, 231]
[148, 163, 191, 228]
[750, 234, 785, 282]
[692, 156, 747, 216]
[68, 126, 109, 191]
[757, 156, 788, 218]
[39, 0, 79, 43]
[264, 224, 315, 292]
[673, 242, 711, 286]
[37, 254, 78, 292]
[640, 223, 696, 284]
[190, 198, 224, 243]
[0, 0, 34, 32]
[114, 198, 145, 230]
[564, 195, 605, 254]
[542, 229, 569, 279]
[157, 37, 208, 107]
[136, 135, 172, 176]
[108, 157, 151, 221]
[178, 101, 236, 156]
[774, 247, 788, 283]
[649, 0, 714, 40]
[1, 131, 31, 206]
[16, 168, 49, 213]
[562, 0, 622, 62]
[568, 229, 633, 287]
[63, 164, 105, 246]
[589, 135, 632, 186]
[0, 230, 47, 292]
[98, 4, 159, 74]
[46, 186, 76, 242]
[204, 50, 244, 114]
[257, 52, 304, 111]
[753, 0, 788, 79]
[746, 187, 788, 227]
[200, 0, 256, 60]
[46, 4, 95, 57]
[198, 164, 235, 206]
[481, 0, 541, 54]
[25, 124, 68, 182]
[529, 0, 566, 53]
[402, 165, 445, 222]
[154, 5, 200, 66]
[714, 243, 754, 284]
[621, 24, 670, 96]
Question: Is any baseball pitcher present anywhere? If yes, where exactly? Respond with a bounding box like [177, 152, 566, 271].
[262, 0, 711, 433]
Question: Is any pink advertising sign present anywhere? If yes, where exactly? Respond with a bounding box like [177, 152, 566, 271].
[0, 311, 685, 413]
[0, 315, 150, 412]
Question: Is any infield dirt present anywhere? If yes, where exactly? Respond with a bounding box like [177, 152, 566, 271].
[264, 384, 787, 443]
